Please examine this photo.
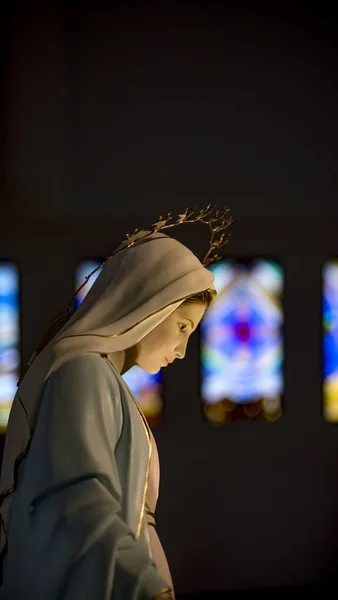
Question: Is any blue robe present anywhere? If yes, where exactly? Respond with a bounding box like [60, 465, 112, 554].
[0, 353, 172, 599]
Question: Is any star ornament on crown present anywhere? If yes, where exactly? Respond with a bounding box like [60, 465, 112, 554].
[73, 204, 233, 304]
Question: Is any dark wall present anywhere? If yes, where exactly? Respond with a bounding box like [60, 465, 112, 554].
[1, 2, 338, 595]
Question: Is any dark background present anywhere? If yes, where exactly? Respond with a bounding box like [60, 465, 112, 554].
[1, 1, 338, 597]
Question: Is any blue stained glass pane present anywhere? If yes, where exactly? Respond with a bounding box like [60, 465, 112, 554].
[0, 263, 20, 431]
[74, 260, 102, 310]
[323, 260, 338, 422]
[200, 259, 284, 423]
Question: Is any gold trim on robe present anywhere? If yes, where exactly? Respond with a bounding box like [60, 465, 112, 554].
[123, 378, 152, 540]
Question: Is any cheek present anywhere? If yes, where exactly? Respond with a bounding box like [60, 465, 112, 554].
[162, 323, 180, 346]
[156, 328, 176, 351]
[140, 329, 169, 355]
[149, 325, 178, 353]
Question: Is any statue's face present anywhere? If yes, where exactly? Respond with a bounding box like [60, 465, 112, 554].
[126, 302, 207, 374]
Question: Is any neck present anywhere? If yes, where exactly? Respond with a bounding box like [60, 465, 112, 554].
[108, 345, 138, 375]
[107, 350, 125, 374]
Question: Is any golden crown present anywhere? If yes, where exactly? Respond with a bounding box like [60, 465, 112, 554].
[73, 204, 233, 309]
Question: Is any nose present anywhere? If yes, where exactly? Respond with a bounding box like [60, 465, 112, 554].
[174, 334, 189, 360]
[175, 342, 187, 360]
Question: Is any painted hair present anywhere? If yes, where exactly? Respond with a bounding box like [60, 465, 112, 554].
[182, 287, 217, 308]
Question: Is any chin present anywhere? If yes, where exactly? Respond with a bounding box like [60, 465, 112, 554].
[138, 362, 162, 375]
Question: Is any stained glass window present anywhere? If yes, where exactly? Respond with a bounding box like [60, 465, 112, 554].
[200, 259, 284, 423]
[74, 260, 164, 426]
[323, 260, 338, 422]
[0, 262, 20, 432]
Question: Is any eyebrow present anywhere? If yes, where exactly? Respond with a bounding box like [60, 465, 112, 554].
[183, 317, 195, 330]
